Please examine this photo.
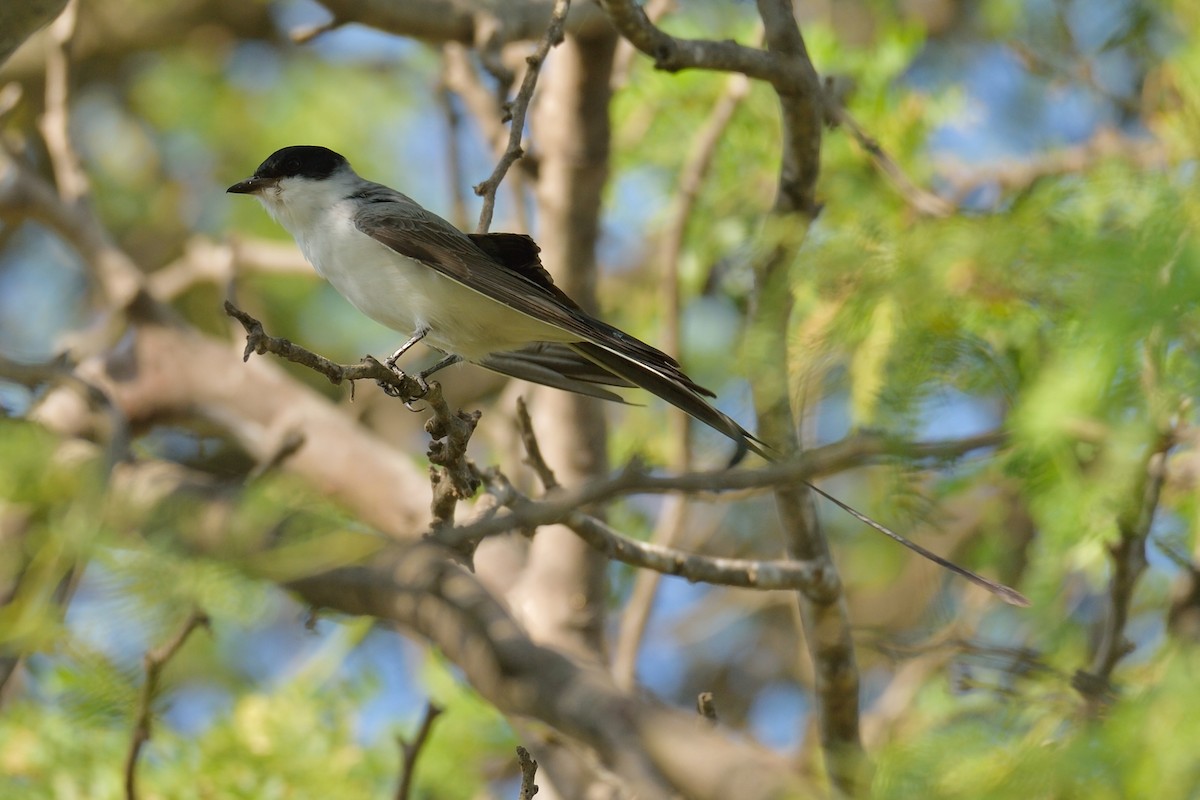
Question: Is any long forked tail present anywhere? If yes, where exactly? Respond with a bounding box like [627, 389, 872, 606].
[558, 335, 1026, 604]
[804, 481, 1030, 606]
[569, 340, 773, 464]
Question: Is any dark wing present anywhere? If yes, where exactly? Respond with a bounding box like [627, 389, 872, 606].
[480, 343, 634, 404]
[352, 186, 766, 460]
[466, 233, 582, 312]
[353, 190, 687, 375]
[569, 341, 772, 463]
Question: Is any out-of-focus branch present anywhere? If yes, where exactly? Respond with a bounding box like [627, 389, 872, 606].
[149, 236, 313, 301]
[936, 127, 1167, 207]
[287, 543, 809, 800]
[311, 0, 610, 49]
[1, 0, 276, 83]
[291, 16, 343, 44]
[37, 0, 87, 204]
[823, 80, 954, 218]
[0, 352, 129, 472]
[394, 702, 443, 800]
[27, 312, 430, 537]
[0, 0, 67, 66]
[0, 140, 143, 309]
[124, 610, 210, 800]
[474, 0, 570, 234]
[1073, 434, 1172, 707]
[434, 69, 470, 231]
[696, 692, 718, 724]
[657, 69, 750, 447]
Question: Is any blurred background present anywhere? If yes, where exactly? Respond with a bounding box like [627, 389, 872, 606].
[1, 0, 1199, 796]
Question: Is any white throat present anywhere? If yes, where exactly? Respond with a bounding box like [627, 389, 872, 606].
[256, 166, 363, 238]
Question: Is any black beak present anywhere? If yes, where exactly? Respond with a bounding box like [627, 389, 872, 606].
[227, 176, 276, 194]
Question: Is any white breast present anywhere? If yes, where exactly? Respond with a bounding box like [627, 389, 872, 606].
[260, 180, 572, 362]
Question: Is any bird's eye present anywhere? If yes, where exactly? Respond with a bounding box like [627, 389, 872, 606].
[285, 158, 301, 173]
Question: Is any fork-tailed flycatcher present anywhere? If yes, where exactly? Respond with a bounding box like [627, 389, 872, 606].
[228, 145, 1028, 606]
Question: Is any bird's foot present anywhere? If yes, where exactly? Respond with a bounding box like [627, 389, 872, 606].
[378, 359, 431, 410]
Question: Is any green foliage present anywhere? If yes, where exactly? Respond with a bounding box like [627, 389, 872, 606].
[874, 647, 1200, 799]
[3, 0, 1200, 795]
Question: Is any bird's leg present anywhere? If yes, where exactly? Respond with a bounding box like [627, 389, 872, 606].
[385, 326, 431, 371]
[397, 355, 462, 411]
[379, 326, 431, 404]
[417, 354, 462, 385]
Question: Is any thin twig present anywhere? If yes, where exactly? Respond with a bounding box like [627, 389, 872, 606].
[246, 428, 306, 481]
[394, 702, 444, 800]
[490, 423, 837, 595]
[823, 81, 954, 218]
[515, 397, 559, 490]
[124, 610, 210, 800]
[437, 428, 1006, 548]
[474, 0, 571, 234]
[516, 746, 540, 800]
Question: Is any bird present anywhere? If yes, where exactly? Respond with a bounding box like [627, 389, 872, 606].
[228, 145, 1029, 607]
[227, 145, 768, 462]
